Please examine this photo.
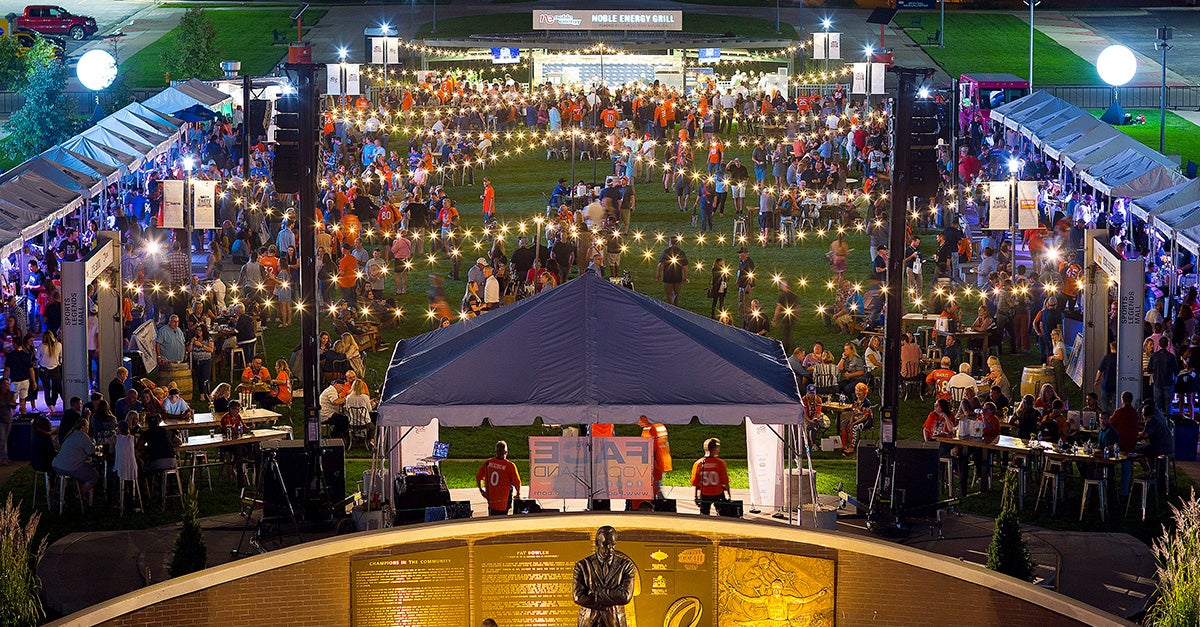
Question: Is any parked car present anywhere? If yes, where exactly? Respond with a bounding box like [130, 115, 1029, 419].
[10, 5, 97, 41]
[13, 28, 66, 58]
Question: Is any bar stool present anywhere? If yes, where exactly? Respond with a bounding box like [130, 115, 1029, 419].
[1035, 469, 1063, 515]
[1005, 463, 1028, 509]
[190, 451, 213, 490]
[1080, 477, 1108, 522]
[1156, 454, 1175, 495]
[117, 470, 143, 516]
[160, 468, 184, 511]
[939, 456, 957, 496]
[228, 346, 246, 383]
[56, 475, 87, 515]
[32, 469, 52, 510]
[1126, 472, 1159, 521]
[732, 216, 747, 241]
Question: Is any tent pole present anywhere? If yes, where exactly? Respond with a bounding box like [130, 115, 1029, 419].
[800, 419, 818, 527]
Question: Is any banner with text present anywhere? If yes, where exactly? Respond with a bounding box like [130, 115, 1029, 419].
[988, 181, 1011, 230]
[745, 418, 785, 509]
[1017, 180, 1040, 229]
[160, 179, 184, 229]
[192, 180, 217, 230]
[533, 10, 683, 31]
[326, 64, 362, 96]
[813, 33, 827, 60]
[828, 32, 841, 59]
[528, 436, 653, 500]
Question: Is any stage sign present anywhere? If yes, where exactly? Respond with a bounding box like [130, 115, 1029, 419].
[698, 47, 720, 64]
[717, 546, 835, 626]
[896, 0, 937, 8]
[351, 546, 469, 627]
[491, 47, 521, 65]
[533, 10, 683, 31]
[191, 180, 216, 230]
[528, 436, 653, 500]
[475, 539, 713, 627]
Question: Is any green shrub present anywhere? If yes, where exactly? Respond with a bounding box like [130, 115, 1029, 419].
[169, 484, 207, 577]
[986, 472, 1035, 581]
[0, 493, 47, 626]
[1146, 490, 1200, 626]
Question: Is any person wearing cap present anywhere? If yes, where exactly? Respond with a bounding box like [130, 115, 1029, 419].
[468, 256, 489, 287]
[926, 357, 957, 401]
[551, 178, 569, 207]
[161, 387, 191, 418]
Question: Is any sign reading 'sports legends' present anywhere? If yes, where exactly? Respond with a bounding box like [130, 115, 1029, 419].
[532, 10, 683, 31]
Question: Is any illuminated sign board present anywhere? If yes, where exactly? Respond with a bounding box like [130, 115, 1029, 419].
[532, 10, 684, 31]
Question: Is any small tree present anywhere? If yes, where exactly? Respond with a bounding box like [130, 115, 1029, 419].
[986, 472, 1035, 581]
[160, 9, 220, 83]
[3, 55, 81, 159]
[169, 484, 207, 577]
[1146, 490, 1200, 626]
[0, 493, 47, 626]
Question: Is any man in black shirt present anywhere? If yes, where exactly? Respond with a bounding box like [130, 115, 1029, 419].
[735, 247, 756, 323]
[743, 299, 770, 335]
[871, 245, 888, 283]
[511, 237, 536, 284]
[772, 281, 799, 354]
[656, 237, 688, 306]
[138, 420, 182, 472]
[551, 235, 576, 285]
[5, 342, 35, 414]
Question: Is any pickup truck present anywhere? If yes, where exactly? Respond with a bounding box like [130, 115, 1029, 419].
[9, 5, 97, 41]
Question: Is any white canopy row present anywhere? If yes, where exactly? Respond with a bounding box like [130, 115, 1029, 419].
[0, 79, 231, 258]
[990, 91, 1184, 200]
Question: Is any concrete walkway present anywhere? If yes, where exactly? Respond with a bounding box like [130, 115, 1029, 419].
[38, 482, 1154, 620]
[1023, 10, 1190, 87]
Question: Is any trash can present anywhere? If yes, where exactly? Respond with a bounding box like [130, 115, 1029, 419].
[1175, 419, 1198, 462]
[7, 415, 32, 461]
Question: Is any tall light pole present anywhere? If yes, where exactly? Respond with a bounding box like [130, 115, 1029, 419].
[863, 45, 874, 106]
[337, 46, 348, 112]
[776, 0, 781, 34]
[380, 22, 391, 89]
[1008, 157, 1022, 263]
[1157, 26, 1174, 154]
[1024, 0, 1039, 90]
[821, 18, 832, 74]
[939, 0, 945, 48]
[183, 156, 195, 253]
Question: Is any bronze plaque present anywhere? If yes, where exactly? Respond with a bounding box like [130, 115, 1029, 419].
[716, 547, 835, 627]
[351, 546, 470, 627]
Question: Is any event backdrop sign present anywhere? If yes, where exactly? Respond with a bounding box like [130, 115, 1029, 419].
[160, 179, 184, 229]
[191, 179, 216, 230]
[528, 436, 653, 500]
[533, 10, 683, 31]
[745, 418, 786, 509]
[326, 64, 361, 96]
[491, 47, 521, 65]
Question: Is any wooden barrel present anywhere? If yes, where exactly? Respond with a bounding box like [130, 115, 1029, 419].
[158, 362, 192, 399]
[1019, 366, 1055, 398]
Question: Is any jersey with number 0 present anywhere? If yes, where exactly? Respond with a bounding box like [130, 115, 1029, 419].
[690, 456, 729, 496]
[476, 457, 521, 511]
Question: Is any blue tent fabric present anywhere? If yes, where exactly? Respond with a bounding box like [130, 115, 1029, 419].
[378, 272, 803, 427]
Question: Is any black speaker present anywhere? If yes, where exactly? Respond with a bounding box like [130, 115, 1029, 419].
[716, 500, 743, 518]
[447, 500, 472, 519]
[247, 99, 270, 142]
[393, 472, 451, 525]
[855, 441, 939, 513]
[654, 498, 677, 512]
[591, 499, 611, 511]
[513, 498, 541, 514]
[260, 440, 346, 520]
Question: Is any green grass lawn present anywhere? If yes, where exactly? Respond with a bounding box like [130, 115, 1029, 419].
[121, 9, 326, 88]
[417, 12, 790, 39]
[1086, 108, 1200, 167]
[902, 13, 1101, 86]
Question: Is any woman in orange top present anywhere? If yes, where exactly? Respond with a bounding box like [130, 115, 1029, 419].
[265, 359, 292, 408]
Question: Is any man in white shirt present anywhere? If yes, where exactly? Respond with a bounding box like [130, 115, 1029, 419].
[483, 266, 500, 310]
[947, 363, 977, 401]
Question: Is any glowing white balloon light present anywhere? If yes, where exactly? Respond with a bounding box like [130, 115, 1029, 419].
[77, 49, 118, 91]
[1096, 45, 1137, 87]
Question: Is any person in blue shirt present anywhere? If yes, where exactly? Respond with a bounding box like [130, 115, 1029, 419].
[551, 179, 569, 208]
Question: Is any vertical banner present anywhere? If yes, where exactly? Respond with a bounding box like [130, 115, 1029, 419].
[987, 181, 1011, 230]
[870, 62, 886, 94]
[385, 37, 399, 64]
[828, 32, 841, 59]
[812, 33, 827, 60]
[528, 436, 652, 500]
[191, 179, 217, 230]
[160, 179, 184, 229]
[326, 64, 343, 95]
[1117, 257, 1146, 407]
[398, 418, 440, 468]
[60, 259, 88, 405]
[369, 37, 384, 64]
[345, 63, 362, 96]
[1017, 180, 1040, 229]
[851, 63, 867, 94]
[745, 418, 785, 509]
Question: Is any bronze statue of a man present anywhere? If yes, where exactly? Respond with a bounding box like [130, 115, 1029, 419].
[573, 526, 637, 627]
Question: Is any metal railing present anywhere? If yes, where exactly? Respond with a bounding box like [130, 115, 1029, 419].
[1040, 85, 1200, 111]
[0, 88, 159, 118]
